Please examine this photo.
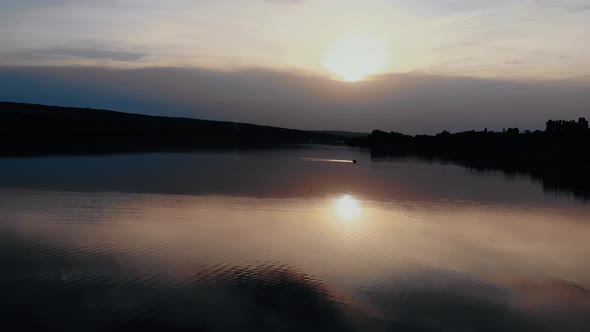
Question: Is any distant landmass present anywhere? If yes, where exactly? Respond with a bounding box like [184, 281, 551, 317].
[2, 101, 589, 200]
[312, 131, 369, 139]
[349, 119, 590, 201]
[0, 102, 346, 155]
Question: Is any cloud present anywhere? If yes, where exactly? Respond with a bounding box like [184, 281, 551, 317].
[0, 48, 144, 64]
[1, 66, 589, 134]
[393, 0, 514, 14]
[569, 3, 590, 12]
[529, 0, 590, 12]
[265, 0, 303, 4]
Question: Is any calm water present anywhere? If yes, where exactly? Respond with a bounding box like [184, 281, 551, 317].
[1, 146, 589, 331]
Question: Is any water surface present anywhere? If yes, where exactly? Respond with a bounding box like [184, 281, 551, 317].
[1, 146, 589, 331]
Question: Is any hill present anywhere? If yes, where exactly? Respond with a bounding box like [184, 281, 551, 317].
[0, 102, 345, 155]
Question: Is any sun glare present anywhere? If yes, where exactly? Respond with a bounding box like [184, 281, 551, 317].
[322, 33, 389, 82]
[334, 194, 362, 220]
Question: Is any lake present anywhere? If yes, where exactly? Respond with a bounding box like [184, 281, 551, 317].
[1, 145, 589, 331]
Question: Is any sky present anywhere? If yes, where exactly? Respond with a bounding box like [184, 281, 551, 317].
[1, 0, 590, 133]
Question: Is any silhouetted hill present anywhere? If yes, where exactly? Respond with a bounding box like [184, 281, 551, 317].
[349, 121, 590, 201]
[0, 102, 345, 155]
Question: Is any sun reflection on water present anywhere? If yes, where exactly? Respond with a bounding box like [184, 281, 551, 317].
[334, 194, 362, 220]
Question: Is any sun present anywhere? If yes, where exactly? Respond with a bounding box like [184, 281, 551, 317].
[322, 33, 389, 82]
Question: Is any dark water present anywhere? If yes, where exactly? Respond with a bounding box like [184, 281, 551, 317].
[1, 146, 589, 331]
